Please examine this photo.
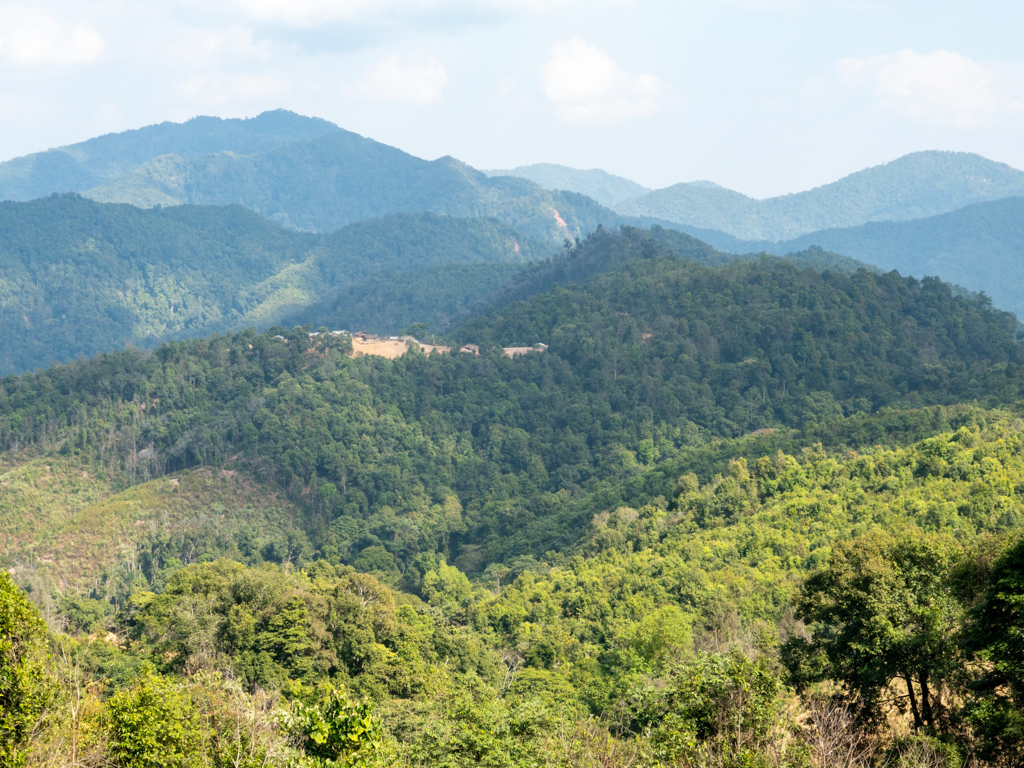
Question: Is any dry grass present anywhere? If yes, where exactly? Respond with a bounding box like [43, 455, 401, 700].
[1, 460, 302, 589]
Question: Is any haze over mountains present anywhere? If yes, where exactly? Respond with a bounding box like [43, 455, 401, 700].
[0, 111, 341, 202]
[502, 151, 1024, 241]
[0, 110, 652, 244]
[3, 109, 1024, 370]
[674, 197, 1024, 317]
[484, 163, 650, 207]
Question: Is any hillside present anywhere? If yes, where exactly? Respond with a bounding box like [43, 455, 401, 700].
[0, 196, 544, 374]
[615, 150, 1024, 240]
[83, 130, 645, 242]
[0, 110, 339, 202]
[700, 197, 1024, 318]
[4, 227, 1021, 575]
[485, 163, 650, 206]
[4, 227, 1024, 764]
[0, 190, 886, 375]
[1, 459, 305, 595]
[284, 262, 524, 336]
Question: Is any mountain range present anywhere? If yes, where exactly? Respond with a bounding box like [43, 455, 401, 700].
[492, 151, 1023, 241]
[0, 195, 544, 374]
[0, 195, 872, 376]
[3, 109, 1024, 366]
[4, 111, 1024, 766]
[0, 110, 659, 244]
[0, 110, 340, 202]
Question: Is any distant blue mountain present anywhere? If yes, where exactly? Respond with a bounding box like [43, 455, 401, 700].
[684, 197, 1024, 318]
[614, 152, 1024, 241]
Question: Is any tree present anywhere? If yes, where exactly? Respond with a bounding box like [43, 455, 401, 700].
[784, 532, 961, 733]
[961, 537, 1024, 762]
[0, 572, 54, 767]
[643, 650, 804, 767]
[284, 686, 382, 767]
[105, 670, 199, 768]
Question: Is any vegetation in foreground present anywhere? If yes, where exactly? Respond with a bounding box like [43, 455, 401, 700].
[3, 418, 1024, 766]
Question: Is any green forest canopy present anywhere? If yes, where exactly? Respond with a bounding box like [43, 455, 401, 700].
[1, 226, 1024, 765]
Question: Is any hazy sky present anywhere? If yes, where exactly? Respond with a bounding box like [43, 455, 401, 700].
[1, 0, 1022, 197]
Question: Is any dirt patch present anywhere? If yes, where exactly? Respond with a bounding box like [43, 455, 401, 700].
[351, 338, 451, 360]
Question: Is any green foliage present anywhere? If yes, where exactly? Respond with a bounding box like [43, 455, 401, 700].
[284, 686, 382, 767]
[0, 571, 53, 767]
[422, 562, 475, 617]
[105, 670, 199, 768]
[642, 651, 806, 768]
[785, 532, 961, 730]
[2, 213, 1024, 765]
[402, 674, 553, 768]
[961, 536, 1024, 762]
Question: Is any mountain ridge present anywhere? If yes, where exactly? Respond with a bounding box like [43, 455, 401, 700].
[681, 196, 1024, 318]
[484, 163, 650, 206]
[0, 110, 340, 202]
[613, 150, 1024, 240]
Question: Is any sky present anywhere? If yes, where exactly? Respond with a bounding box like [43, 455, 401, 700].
[1, 0, 1022, 198]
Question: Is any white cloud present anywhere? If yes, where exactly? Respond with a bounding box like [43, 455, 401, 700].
[0, 15, 105, 66]
[354, 55, 448, 104]
[542, 37, 662, 122]
[223, 0, 615, 27]
[838, 49, 1024, 127]
[180, 73, 289, 104]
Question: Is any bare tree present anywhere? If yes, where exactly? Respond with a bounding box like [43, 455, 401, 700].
[804, 701, 878, 768]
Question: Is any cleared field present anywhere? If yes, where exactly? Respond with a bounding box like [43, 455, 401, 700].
[350, 338, 451, 359]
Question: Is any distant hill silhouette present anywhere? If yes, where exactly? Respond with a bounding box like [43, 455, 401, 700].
[614, 151, 1024, 240]
[685, 197, 1024, 318]
[485, 163, 649, 206]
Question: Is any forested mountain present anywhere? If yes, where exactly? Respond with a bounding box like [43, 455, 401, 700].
[0, 110, 339, 201]
[0, 192, 886, 375]
[4, 113, 1024, 766]
[485, 163, 650, 206]
[0, 195, 543, 374]
[4, 227, 1021, 586]
[690, 197, 1024, 318]
[614, 150, 1024, 240]
[82, 130, 648, 241]
[3, 226, 1024, 765]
